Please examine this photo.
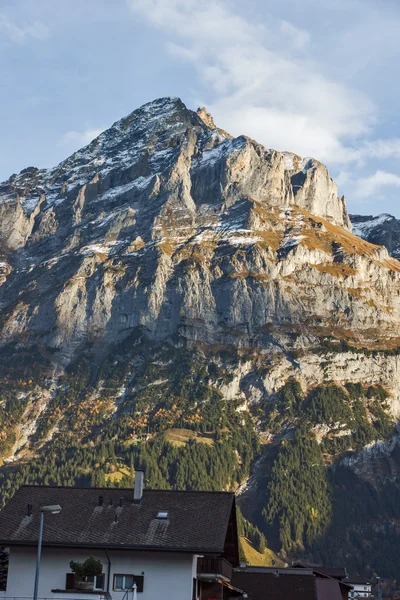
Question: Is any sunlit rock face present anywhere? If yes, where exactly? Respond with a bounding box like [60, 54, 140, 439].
[2, 97, 400, 362]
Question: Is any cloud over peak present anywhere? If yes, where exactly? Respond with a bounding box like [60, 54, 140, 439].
[60, 129, 104, 150]
[128, 0, 374, 164]
[356, 170, 400, 198]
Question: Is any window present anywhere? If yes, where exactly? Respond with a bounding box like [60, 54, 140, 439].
[113, 574, 144, 593]
[156, 511, 168, 519]
[86, 575, 105, 591]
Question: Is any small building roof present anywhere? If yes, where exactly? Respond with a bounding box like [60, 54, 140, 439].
[314, 567, 348, 580]
[233, 567, 352, 600]
[0, 485, 237, 558]
[232, 569, 319, 600]
[293, 562, 348, 580]
[343, 575, 371, 585]
[315, 578, 347, 600]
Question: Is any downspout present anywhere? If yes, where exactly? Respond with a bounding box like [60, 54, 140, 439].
[105, 548, 111, 595]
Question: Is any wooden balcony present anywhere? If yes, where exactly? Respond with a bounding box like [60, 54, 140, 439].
[197, 557, 233, 582]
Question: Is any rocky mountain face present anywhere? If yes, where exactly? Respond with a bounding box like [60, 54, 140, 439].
[2, 97, 400, 578]
[0, 97, 360, 357]
[351, 213, 400, 260]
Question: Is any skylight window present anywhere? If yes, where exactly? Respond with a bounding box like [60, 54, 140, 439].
[156, 511, 169, 519]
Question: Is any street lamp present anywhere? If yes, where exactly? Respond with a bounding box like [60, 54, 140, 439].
[33, 505, 62, 600]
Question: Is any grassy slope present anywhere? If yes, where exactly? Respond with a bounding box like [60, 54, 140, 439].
[240, 536, 286, 567]
[163, 428, 214, 446]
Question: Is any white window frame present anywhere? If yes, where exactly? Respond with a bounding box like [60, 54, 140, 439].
[113, 574, 136, 591]
[85, 575, 105, 591]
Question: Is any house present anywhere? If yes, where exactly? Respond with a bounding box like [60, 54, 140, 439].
[292, 563, 371, 600]
[232, 565, 353, 600]
[0, 472, 246, 600]
[342, 576, 372, 599]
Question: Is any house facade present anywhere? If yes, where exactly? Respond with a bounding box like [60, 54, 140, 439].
[0, 473, 245, 600]
[4, 546, 197, 600]
[345, 576, 372, 599]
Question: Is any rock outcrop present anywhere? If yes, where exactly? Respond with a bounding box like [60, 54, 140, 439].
[351, 212, 400, 259]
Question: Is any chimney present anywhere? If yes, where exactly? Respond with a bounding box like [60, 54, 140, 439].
[133, 470, 144, 504]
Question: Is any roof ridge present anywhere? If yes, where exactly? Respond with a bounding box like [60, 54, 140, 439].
[18, 484, 234, 494]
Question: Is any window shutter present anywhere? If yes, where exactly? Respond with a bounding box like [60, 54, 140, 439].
[192, 578, 197, 600]
[133, 576, 144, 593]
[66, 573, 75, 590]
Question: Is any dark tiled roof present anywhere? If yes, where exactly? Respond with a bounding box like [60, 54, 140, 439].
[0, 486, 235, 552]
[344, 575, 370, 585]
[315, 578, 346, 600]
[232, 570, 318, 600]
[293, 563, 348, 580]
[314, 567, 348, 580]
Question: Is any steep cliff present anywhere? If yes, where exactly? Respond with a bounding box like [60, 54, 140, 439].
[2, 98, 400, 356]
[1, 97, 400, 578]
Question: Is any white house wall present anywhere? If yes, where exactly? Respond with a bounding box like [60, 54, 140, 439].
[349, 583, 371, 598]
[1, 546, 198, 600]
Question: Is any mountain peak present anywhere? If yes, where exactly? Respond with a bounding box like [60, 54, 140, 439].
[0, 94, 354, 257]
[196, 106, 216, 129]
[119, 96, 187, 129]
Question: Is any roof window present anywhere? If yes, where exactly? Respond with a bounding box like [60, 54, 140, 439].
[156, 511, 169, 519]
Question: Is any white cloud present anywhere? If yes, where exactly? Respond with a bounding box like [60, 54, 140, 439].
[0, 13, 49, 43]
[358, 138, 400, 161]
[60, 129, 104, 149]
[128, 0, 375, 164]
[279, 20, 310, 50]
[355, 170, 400, 198]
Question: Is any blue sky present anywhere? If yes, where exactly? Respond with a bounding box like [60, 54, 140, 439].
[1, 0, 400, 216]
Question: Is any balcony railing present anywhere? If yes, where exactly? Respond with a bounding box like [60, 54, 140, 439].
[197, 557, 233, 582]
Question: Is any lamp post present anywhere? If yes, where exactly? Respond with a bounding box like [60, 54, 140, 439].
[33, 505, 62, 600]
